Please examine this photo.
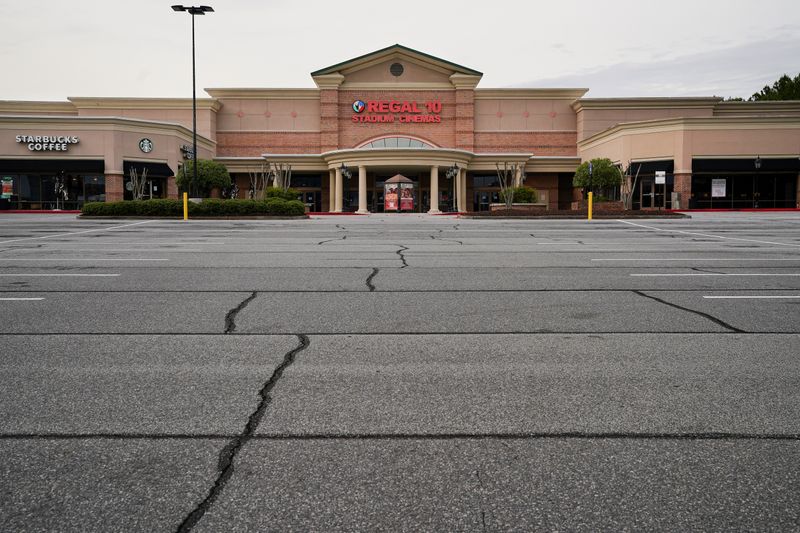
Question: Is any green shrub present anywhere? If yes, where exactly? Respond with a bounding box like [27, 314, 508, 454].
[175, 159, 232, 195]
[81, 198, 306, 217]
[501, 186, 537, 203]
[265, 188, 301, 201]
[573, 158, 622, 190]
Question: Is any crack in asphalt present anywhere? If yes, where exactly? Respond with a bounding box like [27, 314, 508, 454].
[475, 469, 488, 533]
[317, 235, 346, 245]
[396, 245, 409, 268]
[632, 290, 745, 333]
[224, 292, 258, 334]
[366, 268, 379, 292]
[175, 334, 310, 533]
[691, 267, 726, 274]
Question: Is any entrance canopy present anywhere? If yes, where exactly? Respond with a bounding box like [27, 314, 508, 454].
[385, 174, 414, 184]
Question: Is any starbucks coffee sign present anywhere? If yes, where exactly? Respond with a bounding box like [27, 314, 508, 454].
[16, 134, 80, 152]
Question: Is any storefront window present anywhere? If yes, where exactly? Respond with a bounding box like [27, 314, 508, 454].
[85, 175, 105, 203]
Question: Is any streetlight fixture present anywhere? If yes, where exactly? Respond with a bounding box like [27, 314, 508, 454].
[339, 163, 352, 180]
[446, 162, 459, 211]
[172, 5, 214, 198]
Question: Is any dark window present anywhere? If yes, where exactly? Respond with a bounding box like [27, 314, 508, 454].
[472, 175, 500, 188]
[390, 63, 404, 77]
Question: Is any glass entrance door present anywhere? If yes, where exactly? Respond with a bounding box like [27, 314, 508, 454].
[641, 179, 654, 208]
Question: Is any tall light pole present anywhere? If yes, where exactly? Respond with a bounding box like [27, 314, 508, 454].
[172, 5, 213, 198]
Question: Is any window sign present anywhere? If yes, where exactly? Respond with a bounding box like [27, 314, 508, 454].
[384, 184, 399, 211]
[399, 183, 414, 210]
[1, 177, 12, 199]
[711, 178, 727, 198]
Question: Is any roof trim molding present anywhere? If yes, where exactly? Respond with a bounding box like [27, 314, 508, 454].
[572, 97, 722, 112]
[475, 88, 589, 100]
[205, 88, 320, 100]
[0, 100, 77, 115]
[311, 44, 483, 78]
[68, 97, 221, 112]
[578, 115, 800, 150]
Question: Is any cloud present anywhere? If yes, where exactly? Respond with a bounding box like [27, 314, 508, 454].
[518, 36, 800, 98]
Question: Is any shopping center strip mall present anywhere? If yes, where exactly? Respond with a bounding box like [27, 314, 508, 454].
[2, 44, 799, 213]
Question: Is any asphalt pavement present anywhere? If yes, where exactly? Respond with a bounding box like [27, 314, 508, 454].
[1, 211, 799, 531]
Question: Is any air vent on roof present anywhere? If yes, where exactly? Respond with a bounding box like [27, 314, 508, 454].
[390, 63, 404, 77]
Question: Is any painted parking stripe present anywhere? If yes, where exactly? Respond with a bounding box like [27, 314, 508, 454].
[0, 298, 44, 301]
[0, 274, 120, 277]
[0, 258, 168, 262]
[703, 296, 800, 299]
[0, 220, 155, 245]
[616, 219, 800, 248]
[593, 258, 799, 261]
[631, 273, 800, 277]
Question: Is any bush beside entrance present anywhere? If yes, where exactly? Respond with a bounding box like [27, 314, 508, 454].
[81, 198, 306, 217]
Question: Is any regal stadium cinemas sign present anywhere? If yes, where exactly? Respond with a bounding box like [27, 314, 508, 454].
[351, 99, 442, 123]
[16, 134, 80, 152]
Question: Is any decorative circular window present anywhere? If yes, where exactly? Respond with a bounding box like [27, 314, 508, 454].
[390, 62, 404, 77]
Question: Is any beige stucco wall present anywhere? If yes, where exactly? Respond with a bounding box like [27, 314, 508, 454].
[575, 99, 718, 141]
[216, 97, 320, 132]
[474, 98, 577, 131]
[74, 107, 217, 141]
[0, 117, 214, 176]
[578, 118, 800, 173]
[343, 59, 453, 86]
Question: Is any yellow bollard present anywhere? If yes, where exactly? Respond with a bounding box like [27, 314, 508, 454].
[183, 192, 188, 221]
[588, 192, 593, 221]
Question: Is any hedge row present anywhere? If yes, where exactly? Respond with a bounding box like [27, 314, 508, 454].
[500, 187, 538, 203]
[81, 198, 306, 217]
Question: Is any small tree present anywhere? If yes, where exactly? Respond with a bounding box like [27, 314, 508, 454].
[620, 162, 642, 211]
[496, 162, 524, 210]
[269, 162, 293, 192]
[248, 162, 271, 199]
[573, 158, 622, 197]
[129, 167, 148, 201]
[175, 159, 231, 197]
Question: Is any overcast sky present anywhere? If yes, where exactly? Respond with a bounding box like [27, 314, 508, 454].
[1, 0, 798, 101]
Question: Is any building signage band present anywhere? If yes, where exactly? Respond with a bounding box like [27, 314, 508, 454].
[15, 134, 79, 152]
[352, 100, 442, 123]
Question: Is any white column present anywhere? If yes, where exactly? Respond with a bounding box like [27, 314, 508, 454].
[428, 166, 440, 214]
[328, 169, 335, 212]
[334, 167, 343, 213]
[454, 170, 461, 212]
[357, 165, 369, 214]
[457, 169, 467, 212]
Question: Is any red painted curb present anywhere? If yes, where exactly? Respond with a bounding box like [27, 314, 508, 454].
[1, 210, 81, 214]
[669, 208, 800, 213]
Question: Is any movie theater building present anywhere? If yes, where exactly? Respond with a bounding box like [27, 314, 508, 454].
[1, 44, 799, 212]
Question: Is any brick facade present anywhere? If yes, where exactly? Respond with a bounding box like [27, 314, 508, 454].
[338, 90, 458, 149]
[474, 131, 577, 156]
[673, 173, 692, 209]
[217, 132, 321, 157]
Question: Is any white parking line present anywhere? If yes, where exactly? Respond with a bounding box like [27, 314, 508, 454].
[0, 298, 44, 301]
[0, 258, 167, 262]
[593, 258, 799, 262]
[0, 220, 155, 245]
[631, 273, 800, 277]
[616, 219, 800, 248]
[0, 273, 120, 277]
[703, 295, 800, 299]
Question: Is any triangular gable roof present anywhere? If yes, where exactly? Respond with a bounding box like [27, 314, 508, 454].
[385, 174, 414, 184]
[311, 44, 483, 77]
